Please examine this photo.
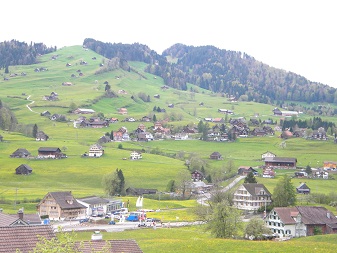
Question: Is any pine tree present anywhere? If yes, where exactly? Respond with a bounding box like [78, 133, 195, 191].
[244, 171, 257, 183]
[33, 124, 38, 138]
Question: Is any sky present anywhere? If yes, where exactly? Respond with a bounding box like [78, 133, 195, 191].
[2, 0, 336, 88]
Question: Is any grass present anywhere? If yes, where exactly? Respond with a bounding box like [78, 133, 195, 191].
[71, 226, 337, 253]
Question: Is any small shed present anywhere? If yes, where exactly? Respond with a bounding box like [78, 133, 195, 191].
[15, 164, 33, 175]
[296, 182, 310, 194]
[210, 152, 222, 160]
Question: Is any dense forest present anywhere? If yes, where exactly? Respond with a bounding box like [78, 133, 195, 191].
[83, 39, 337, 105]
[0, 40, 56, 70]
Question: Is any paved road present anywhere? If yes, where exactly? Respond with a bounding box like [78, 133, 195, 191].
[197, 175, 246, 205]
[52, 220, 200, 232]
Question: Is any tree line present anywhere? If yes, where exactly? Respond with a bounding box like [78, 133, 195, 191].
[0, 40, 56, 70]
[83, 39, 336, 105]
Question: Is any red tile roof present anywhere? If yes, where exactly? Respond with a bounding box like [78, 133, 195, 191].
[0, 225, 55, 253]
[75, 239, 143, 253]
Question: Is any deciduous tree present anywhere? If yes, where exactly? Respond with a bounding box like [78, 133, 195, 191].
[273, 175, 296, 207]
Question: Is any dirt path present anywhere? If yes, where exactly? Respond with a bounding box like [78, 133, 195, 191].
[26, 95, 39, 114]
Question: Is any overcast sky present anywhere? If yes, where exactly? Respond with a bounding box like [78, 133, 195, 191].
[2, 0, 336, 88]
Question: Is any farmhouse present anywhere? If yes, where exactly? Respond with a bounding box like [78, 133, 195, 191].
[37, 191, 86, 220]
[264, 157, 297, 169]
[88, 144, 104, 157]
[15, 164, 33, 175]
[0, 209, 41, 227]
[233, 183, 272, 211]
[265, 206, 337, 237]
[37, 147, 64, 159]
[10, 148, 31, 158]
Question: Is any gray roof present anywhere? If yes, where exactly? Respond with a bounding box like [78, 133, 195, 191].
[77, 196, 110, 205]
[42, 192, 86, 210]
[38, 147, 61, 152]
[242, 183, 271, 197]
[297, 206, 337, 226]
[264, 157, 297, 163]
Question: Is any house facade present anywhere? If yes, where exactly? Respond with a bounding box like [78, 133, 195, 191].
[38, 147, 64, 159]
[130, 151, 142, 160]
[233, 183, 272, 211]
[36, 131, 49, 141]
[76, 196, 122, 216]
[37, 191, 86, 220]
[191, 170, 205, 181]
[265, 206, 337, 237]
[296, 183, 310, 194]
[88, 144, 104, 157]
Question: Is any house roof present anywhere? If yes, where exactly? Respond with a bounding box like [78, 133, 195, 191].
[75, 239, 143, 253]
[273, 207, 299, 225]
[242, 183, 271, 197]
[297, 206, 337, 226]
[296, 183, 310, 190]
[0, 213, 23, 227]
[126, 187, 157, 195]
[38, 147, 61, 152]
[210, 152, 221, 156]
[40, 192, 86, 210]
[77, 196, 110, 205]
[264, 157, 297, 163]
[16, 164, 33, 173]
[11, 148, 31, 156]
[0, 225, 55, 253]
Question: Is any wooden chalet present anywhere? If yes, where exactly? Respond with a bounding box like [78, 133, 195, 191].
[296, 182, 310, 194]
[37, 147, 64, 159]
[35, 131, 49, 141]
[191, 170, 205, 181]
[264, 157, 297, 169]
[15, 164, 33, 175]
[210, 152, 222, 160]
[10, 148, 31, 158]
[237, 166, 258, 176]
[37, 191, 86, 220]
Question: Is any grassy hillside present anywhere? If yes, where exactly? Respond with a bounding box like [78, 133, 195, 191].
[1, 45, 337, 214]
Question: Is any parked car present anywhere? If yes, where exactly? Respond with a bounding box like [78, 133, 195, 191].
[79, 218, 89, 223]
[109, 220, 116, 225]
[146, 218, 161, 223]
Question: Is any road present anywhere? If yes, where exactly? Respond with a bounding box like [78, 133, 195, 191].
[197, 175, 246, 205]
[52, 220, 201, 232]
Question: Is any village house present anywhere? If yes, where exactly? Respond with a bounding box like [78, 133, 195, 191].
[118, 108, 128, 114]
[137, 132, 154, 141]
[113, 127, 130, 141]
[264, 157, 297, 169]
[88, 144, 104, 157]
[323, 161, 337, 170]
[237, 166, 258, 176]
[261, 151, 276, 161]
[37, 147, 65, 159]
[191, 170, 205, 182]
[172, 133, 189, 140]
[130, 151, 142, 160]
[10, 148, 31, 158]
[37, 191, 86, 220]
[233, 183, 272, 211]
[262, 167, 275, 178]
[311, 127, 327, 140]
[265, 206, 337, 238]
[98, 135, 111, 144]
[296, 182, 310, 194]
[0, 209, 41, 227]
[35, 131, 49, 141]
[76, 196, 122, 216]
[15, 164, 33, 175]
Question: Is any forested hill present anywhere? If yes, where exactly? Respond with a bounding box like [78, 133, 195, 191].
[83, 39, 337, 105]
[0, 40, 56, 69]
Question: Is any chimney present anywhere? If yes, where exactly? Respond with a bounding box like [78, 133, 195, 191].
[18, 209, 24, 220]
[91, 231, 103, 241]
[327, 212, 331, 219]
